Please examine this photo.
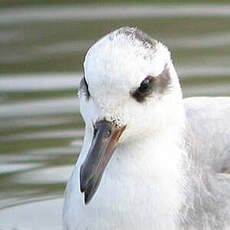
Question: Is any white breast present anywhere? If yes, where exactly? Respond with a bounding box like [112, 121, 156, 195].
[63, 131, 186, 230]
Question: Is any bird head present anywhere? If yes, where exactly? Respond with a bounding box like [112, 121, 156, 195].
[79, 27, 184, 204]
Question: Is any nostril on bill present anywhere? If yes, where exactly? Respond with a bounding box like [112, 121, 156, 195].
[104, 128, 112, 139]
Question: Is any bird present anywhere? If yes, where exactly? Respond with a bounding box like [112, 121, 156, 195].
[63, 27, 230, 230]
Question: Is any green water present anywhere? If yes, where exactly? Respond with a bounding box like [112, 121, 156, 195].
[0, 3, 230, 229]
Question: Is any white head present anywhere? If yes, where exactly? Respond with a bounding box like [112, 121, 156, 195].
[79, 27, 185, 204]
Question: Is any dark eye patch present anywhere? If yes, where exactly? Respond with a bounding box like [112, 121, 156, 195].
[131, 76, 155, 102]
[80, 76, 90, 99]
[138, 76, 154, 94]
[131, 66, 171, 103]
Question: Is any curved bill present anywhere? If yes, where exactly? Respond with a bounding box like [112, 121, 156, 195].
[80, 120, 126, 204]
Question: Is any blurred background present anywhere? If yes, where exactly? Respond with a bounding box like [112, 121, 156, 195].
[0, 0, 230, 229]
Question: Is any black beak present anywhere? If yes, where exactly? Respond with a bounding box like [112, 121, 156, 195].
[80, 120, 126, 204]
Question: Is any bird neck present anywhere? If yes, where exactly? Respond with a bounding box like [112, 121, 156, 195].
[107, 117, 188, 229]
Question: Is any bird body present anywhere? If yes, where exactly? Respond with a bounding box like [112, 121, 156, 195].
[184, 97, 230, 173]
[63, 27, 230, 230]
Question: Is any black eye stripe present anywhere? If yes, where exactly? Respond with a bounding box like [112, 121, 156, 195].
[139, 76, 155, 93]
[131, 76, 155, 102]
[80, 76, 90, 99]
[130, 65, 171, 103]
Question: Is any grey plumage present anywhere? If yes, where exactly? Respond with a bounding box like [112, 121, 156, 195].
[185, 97, 230, 173]
[180, 97, 230, 229]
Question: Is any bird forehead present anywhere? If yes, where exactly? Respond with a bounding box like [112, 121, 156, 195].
[85, 47, 161, 85]
[84, 28, 171, 93]
[84, 53, 146, 89]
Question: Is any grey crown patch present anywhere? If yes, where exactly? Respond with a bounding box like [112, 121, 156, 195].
[116, 27, 157, 50]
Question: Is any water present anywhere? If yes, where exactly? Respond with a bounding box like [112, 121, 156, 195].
[0, 4, 230, 229]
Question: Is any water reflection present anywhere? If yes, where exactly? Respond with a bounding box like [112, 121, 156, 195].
[0, 198, 63, 230]
[0, 3, 230, 230]
[0, 73, 81, 92]
[1, 5, 230, 25]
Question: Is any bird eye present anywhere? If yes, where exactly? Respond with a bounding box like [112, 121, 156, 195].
[80, 76, 90, 99]
[139, 77, 153, 93]
[131, 76, 154, 102]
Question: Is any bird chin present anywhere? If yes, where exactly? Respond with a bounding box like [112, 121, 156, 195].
[80, 119, 126, 204]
